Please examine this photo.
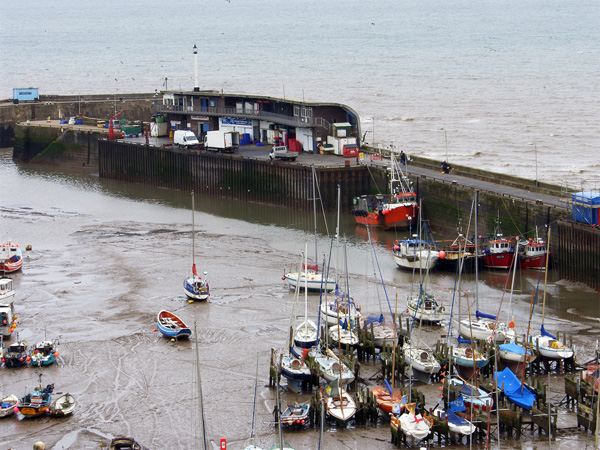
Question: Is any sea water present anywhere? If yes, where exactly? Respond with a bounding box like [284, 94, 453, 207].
[1, 0, 598, 188]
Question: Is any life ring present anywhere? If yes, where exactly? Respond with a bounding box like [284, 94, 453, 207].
[508, 321, 515, 328]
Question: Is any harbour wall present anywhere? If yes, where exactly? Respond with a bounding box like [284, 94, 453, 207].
[0, 93, 157, 147]
[10, 128, 598, 291]
[98, 140, 371, 210]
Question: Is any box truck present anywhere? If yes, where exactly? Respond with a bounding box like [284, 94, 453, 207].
[205, 130, 240, 153]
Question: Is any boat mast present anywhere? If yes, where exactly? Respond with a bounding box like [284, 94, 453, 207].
[192, 190, 196, 273]
[312, 165, 318, 266]
[194, 322, 207, 450]
[474, 190, 479, 312]
[541, 226, 551, 326]
[304, 243, 309, 337]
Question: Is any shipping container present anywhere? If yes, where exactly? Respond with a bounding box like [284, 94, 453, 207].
[572, 191, 600, 225]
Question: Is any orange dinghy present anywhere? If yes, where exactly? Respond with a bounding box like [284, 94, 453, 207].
[371, 384, 403, 415]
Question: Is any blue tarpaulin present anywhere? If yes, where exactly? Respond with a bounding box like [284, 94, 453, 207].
[499, 342, 528, 355]
[495, 367, 536, 410]
[476, 310, 497, 320]
[448, 396, 466, 413]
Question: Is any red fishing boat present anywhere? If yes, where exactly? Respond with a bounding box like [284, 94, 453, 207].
[519, 237, 549, 270]
[0, 241, 23, 273]
[352, 153, 418, 230]
[481, 222, 515, 270]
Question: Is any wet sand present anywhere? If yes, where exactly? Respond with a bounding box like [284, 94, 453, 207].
[1, 152, 599, 449]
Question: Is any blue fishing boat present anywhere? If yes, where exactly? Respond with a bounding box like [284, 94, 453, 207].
[157, 310, 192, 340]
[30, 340, 59, 366]
[18, 380, 54, 418]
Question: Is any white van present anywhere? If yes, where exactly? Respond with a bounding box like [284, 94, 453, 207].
[173, 130, 200, 148]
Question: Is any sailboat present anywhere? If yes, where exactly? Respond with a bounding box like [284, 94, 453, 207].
[456, 193, 511, 343]
[292, 244, 318, 351]
[529, 227, 574, 360]
[184, 191, 210, 301]
[283, 166, 336, 292]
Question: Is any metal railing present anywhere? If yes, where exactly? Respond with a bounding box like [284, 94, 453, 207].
[155, 103, 331, 130]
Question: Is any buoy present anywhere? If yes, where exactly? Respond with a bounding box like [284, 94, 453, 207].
[188, 300, 194, 304]
[2, 319, 6, 324]
[26, 244, 32, 251]
[13, 315, 17, 320]
[170, 338, 175, 342]
[13, 406, 19, 413]
[26, 356, 31, 361]
[9, 328, 13, 333]
[439, 250, 446, 259]
[1, 358, 5, 363]
[152, 329, 157, 333]
[34, 441, 46, 450]
[54, 352, 59, 357]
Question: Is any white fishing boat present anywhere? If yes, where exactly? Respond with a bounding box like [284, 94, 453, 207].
[0, 277, 15, 302]
[184, 191, 210, 301]
[0, 301, 17, 339]
[392, 236, 440, 271]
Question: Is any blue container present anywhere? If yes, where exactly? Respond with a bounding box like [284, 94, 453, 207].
[75, 119, 83, 125]
[572, 191, 600, 225]
[13, 88, 39, 102]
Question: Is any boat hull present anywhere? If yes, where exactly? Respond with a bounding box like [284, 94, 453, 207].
[520, 253, 548, 270]
[482, 252, 514, 269]
[353, 204, 417, 230]
[184, 276, 210, 301]
[0, 243, 23, 273]
[283, 272, 336, 292]
[157, 310, 192, 340]
[0, 395, 19, 418]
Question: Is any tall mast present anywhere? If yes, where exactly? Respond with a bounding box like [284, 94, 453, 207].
[312, 166, 318, 264]
[192, 190, 196, 269]
[474, 190, 479, 311]
[194, 323, 207, 450]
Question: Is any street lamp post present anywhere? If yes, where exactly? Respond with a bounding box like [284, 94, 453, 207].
[530, 141, 538, 187]
[535, 142, 538, 187]
[371, 117, 375, 149]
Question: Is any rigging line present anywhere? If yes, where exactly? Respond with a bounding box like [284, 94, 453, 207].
[363, 164, 384, 195]
[366, 225, 394, 321]
[498, 196, 525, 237]
[312, 165, 331, 239]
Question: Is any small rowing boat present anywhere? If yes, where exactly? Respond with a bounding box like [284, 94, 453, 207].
[157, 310, 191, 340]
